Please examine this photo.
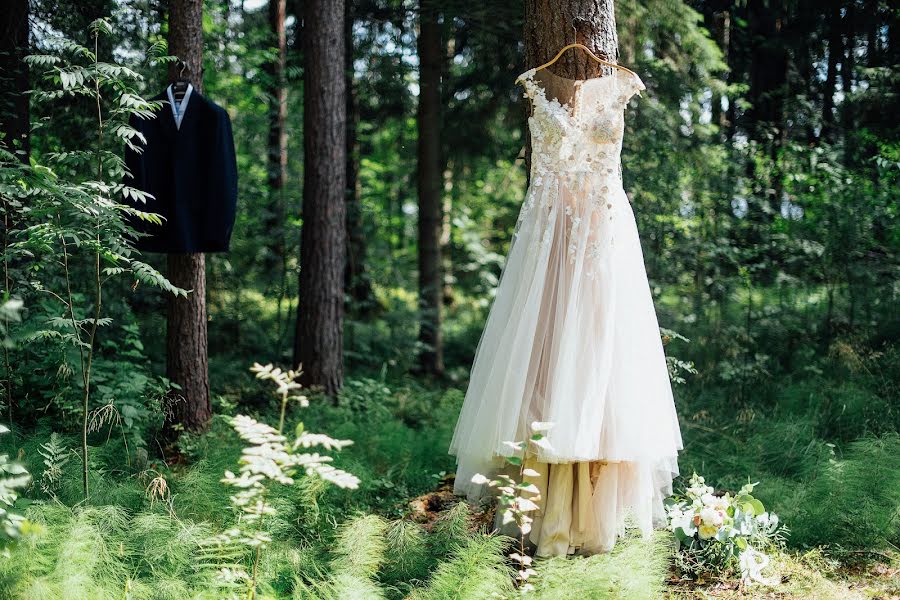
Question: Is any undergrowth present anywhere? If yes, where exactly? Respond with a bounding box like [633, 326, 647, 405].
[0, 332, 896, 598]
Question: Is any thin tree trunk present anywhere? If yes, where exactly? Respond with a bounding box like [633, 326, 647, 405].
[821, 4, 841, 140]
[165, 0, 211, 434]
[0, 0, 30, 161]
[294, 0, 346, 396]
[841, 4, 856, 165]
[416, 1, 444, 376]
[344, 0, 376, 316]
[711, 10, 730, 138]
[265, 0, 287, 271]
[441, 162, 453, 307]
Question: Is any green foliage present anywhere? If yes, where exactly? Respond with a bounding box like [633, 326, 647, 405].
[531, 533, 669, 600]
[0, 425, 32, 556]
[381, 519, 430, 587]
[0, 0, 897, 598]
[294, 515, 389, 600]
[2, 18, 185, 501]
[783, 435, 900, 552]
[208, 364, 359, 597]
[37, 432, 70, 497]
[407, 534, 515, 600]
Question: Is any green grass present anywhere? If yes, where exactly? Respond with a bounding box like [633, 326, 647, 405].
[1, 299, 898, 598]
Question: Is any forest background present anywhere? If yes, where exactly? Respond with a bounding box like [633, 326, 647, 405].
[0, 0, 897, 598]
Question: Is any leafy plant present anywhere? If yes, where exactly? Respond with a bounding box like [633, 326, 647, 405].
[15, 19, 184, 500]
[471, 421, 555, 593]
[209, 363, 359, 598]
[0, 424, 33, 555]
[37, 432, 70, 498]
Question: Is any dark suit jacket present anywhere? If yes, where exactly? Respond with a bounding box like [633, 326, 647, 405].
[124, 89, 237, 253]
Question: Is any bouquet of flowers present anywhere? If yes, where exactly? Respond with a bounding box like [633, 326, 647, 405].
[665, 473, 786, 585]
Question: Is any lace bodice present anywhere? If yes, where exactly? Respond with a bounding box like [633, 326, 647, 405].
[518, 67, 645, 177]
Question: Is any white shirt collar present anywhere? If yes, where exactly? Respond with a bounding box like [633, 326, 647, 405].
[166, 83, 194, 130]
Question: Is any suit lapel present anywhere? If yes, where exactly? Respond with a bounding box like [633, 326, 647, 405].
[152, 91, 178, 141]
[177, 90, 200, 135]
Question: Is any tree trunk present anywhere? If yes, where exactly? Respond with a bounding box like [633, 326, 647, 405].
[344, 0, 376, 316]
[744, 1, 788, 246]
[265, 0, 287, 272]
[710, 9, 731, 138]
[294, 0, 346, 396]
[821, 3, 841, 140]
[841, 3, 856, 165]
[524, 0, 619, 80]
[165, 0, 211, 434]
[415, 1, 444, 376]
[0, 0, 30, 161]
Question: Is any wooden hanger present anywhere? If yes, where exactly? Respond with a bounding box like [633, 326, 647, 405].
[531, 42, 638, 79]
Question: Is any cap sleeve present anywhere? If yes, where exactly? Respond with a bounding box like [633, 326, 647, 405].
[619, 69, 646, 103]
[632, 73, 646, 97]
[516, 68, 539, 100]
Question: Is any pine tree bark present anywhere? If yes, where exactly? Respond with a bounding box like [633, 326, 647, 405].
[0, 0, 30, 161]
[524, 0, 619, 80]
[265, 0, 287, 270]
[165, 0, 211, 434]
[294, 0, 346, 396]
[415, 2, 444, 376]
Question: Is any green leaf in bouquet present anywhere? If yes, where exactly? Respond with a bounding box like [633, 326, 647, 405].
[742, 498, 765, 516]
[674, 527, 691, 543]
[738, 480, 759, 496]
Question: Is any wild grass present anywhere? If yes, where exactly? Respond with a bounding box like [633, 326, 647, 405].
[1, 309, 897, 598]
[532, 533, 670, 600]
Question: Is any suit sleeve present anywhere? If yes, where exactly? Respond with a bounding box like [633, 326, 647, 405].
[212, 107, 238, 250]
[122, 113, 150, 243]
[123, 113, 147, 196]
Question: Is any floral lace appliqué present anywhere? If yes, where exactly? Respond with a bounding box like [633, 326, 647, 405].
[515, 67, 644, 269]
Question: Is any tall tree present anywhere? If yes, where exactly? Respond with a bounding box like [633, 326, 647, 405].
[415, 1, 444, 376]
[0, 0, 30, 160]
[294, 0, 347, 396]
[165, 0, 211, 434]
[265, 0, 287, 271]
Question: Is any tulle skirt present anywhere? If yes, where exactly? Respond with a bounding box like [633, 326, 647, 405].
[449, 169, 682, 553]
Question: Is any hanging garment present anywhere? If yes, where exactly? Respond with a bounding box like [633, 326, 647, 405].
[124, 84, 238, 253]
[449, 67, 682, 556]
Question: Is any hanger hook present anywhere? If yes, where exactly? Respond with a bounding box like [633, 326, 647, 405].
[178, 60, 187, 79]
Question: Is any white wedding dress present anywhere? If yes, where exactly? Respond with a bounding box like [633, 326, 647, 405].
[449, 67, 683, 556]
